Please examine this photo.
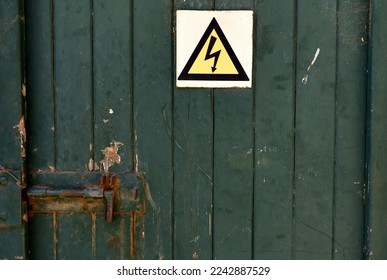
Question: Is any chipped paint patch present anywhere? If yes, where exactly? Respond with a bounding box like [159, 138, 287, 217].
[14, 116, 26, 157]
[88, 158, 94, 171]
[21, 83, 26, 97]
[23, 212, 28, 222]
[192, 252, 199, 259]
[190, 235, 200, 243]
[100, 141, 124, 172]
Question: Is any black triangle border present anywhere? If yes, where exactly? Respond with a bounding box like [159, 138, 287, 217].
[178, 17, 249, 81]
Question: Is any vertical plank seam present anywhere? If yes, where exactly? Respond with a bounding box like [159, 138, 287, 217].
[91, 212, 96, 260]
[331, 0, 340, 260]
[130, 0, 135, 171]
[51, 0, 57, 169]
[251, 0, 257, 260]
[211, 0, 216, 262]
[53, 211, 57, 259]
[210, 87, 215, 260]
[290, 0, 299, 260]
[90, 0, 95, 170]
[171, 0, 176, 260]
[363, 0, 373, 260]
[130, 213, 136, 260]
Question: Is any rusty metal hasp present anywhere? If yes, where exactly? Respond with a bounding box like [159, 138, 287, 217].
[27, 172, 145, 222]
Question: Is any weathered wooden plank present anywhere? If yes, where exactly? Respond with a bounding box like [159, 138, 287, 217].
[0, 227, 26, 260]
[54, 0, 93, 171]
[173, 0, 213, 260]
[0, 0, 26, 260]
[212, 0, 254, 260]
[93, 0, 132, 172]
[333, 0, 368, 260]
[365, 0, 387, 260]
[28, 213, 54, 260]
[0, 173, 23, 227]
[133, 0, 173, 259]
[25, 0, 55, 171]
[95, 214, 131, 260]
[57, 213, 92, 259]
[0, 0, 24, 168]
[253, 0, 295, 260]
[293, 0, 337, 259]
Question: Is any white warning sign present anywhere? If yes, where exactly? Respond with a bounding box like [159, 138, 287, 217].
[176, 10, 253, 88]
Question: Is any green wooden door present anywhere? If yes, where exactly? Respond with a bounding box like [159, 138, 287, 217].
[1, 0, 387, 260]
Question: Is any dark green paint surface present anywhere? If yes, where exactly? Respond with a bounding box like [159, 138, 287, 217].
[173, 0, 213, 261]
[1, 0, 385, 260]
[293, 0, 337, 260]
[366, 0, 387, 260]
[254, 0, 295, 260]
[0, 0, 26, 259]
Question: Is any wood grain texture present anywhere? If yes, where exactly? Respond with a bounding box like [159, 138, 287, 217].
[253, 0, 295, 260]
[293, 0, 337, 259]
[93, 0, 132, 172]
[173, 0, 213, 260]
[25, 0, 55, 171]
[333, 0, 368, 259]
[133, 0, 174, 259]
[213, 0, 254, 260]
[365, 0, 387, 260]
[0, 0, 26, 259]
[54, 0, 93, 171]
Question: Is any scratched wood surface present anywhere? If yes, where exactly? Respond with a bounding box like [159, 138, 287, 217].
[173, 0, 214, 260]
[366, 0, 387, 260]
[0, 0, 27, 259]
[17, 0, 378, 260]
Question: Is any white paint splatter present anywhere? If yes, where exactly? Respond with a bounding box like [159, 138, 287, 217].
[302, 48, 321, 85]
[308, 48, 320, 71]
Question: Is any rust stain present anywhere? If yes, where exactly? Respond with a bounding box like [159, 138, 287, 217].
[53, 212, 58, 260]
[130, 213, 136, 260]
[100, 141, 124, 172]
[106, 235, 122, 249]
[119, 217, 125, 259]
[91, 212, 96, 260]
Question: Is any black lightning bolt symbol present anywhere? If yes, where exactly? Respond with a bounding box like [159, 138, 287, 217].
[205, 36, 221, 73]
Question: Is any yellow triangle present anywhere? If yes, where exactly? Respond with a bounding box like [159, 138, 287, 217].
[188, 30, 239, 75]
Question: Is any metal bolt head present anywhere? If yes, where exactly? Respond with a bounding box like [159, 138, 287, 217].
[0, 176, 8, 186]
